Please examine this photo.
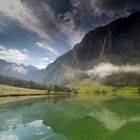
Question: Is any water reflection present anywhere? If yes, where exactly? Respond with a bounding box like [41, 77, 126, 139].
[0, 96, 69, 140]
[0, 120, 67, 140]
[0, 96, 140, 140]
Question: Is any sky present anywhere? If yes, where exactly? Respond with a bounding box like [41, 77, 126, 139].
[0, 0, 140, 69]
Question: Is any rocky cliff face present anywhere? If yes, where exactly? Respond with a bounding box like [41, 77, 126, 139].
[41, 12, 140, 85]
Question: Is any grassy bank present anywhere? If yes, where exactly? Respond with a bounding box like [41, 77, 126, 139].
[68, 80, 139, 103]
[0, 81, 139, 105]
[0, 82, 140, 140]
[0, 84, 47, 105]
[0, 84, 70, 105]
[0, 84, 48, 96]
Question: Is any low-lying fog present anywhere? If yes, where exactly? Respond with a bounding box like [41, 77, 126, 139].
[87, 63, 140, 78]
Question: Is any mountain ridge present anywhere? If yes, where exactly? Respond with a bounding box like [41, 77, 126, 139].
[41, 12, 140, 85]
[0, 59, 41, 82]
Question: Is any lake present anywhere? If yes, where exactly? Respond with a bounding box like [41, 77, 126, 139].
[0, 96, 140, 140]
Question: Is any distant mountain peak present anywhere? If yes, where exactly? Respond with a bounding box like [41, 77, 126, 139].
[0, 59, 40, 81]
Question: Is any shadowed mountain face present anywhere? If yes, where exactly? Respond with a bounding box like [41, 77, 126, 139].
[41, 12, 140, 85]
[0, 59, 42, 82]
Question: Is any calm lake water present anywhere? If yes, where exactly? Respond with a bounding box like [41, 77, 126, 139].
[0, 96, 140, 140]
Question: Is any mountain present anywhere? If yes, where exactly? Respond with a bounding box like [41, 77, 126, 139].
[0, 59, 41, 82]
[41, 12, 140, 85]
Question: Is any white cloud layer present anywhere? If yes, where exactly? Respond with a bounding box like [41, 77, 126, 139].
[12, 65, 27, 74]
[36, 42, 59, 56]
[0, 44, 28, 63]
[35, 57, 52, 69]
[87, 63, 140, 78]
[0, 0, 50, 40]
[58, 11, 86, 47]
[0, 0, 86, 48]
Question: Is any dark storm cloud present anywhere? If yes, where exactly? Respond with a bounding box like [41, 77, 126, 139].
[42, 0, 73, 14]
[96, 0, 140, 11]
[1, 0, 140, 50]
[19, 0, 140, 49]
[22, 0, 73, 14]
[20, 0, 85, 48]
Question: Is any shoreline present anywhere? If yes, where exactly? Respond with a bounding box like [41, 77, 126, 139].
[0, 94, 70, 107]
[0, 92, 68, 97]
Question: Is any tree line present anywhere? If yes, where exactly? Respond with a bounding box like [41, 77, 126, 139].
[0, 74, 77, 93]
[0, 74, 47, 90]
[103, 73, 140, 87]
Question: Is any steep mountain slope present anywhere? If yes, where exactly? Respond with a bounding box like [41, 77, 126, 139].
[42, 12, 140, 85]
[0, 59, 41, 82]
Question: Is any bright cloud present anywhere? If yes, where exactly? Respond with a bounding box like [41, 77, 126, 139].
[0, 44, 28, 63]
[35, 57, 52, 69]
[12, 66, 27, 74]
[0, 0, 86, 48]
[36, 42, 59, 56]
[0, 0, 50, 40]
[87, 63, 140, 78]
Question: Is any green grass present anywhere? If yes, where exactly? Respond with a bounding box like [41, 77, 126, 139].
[68, 80, 139, 102]
[0, 84, 48, 95]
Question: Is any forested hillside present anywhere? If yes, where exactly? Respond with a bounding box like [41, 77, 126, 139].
[0, 74, 47, 90]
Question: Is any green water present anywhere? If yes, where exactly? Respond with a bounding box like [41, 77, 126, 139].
[0, 96, 140, 140]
